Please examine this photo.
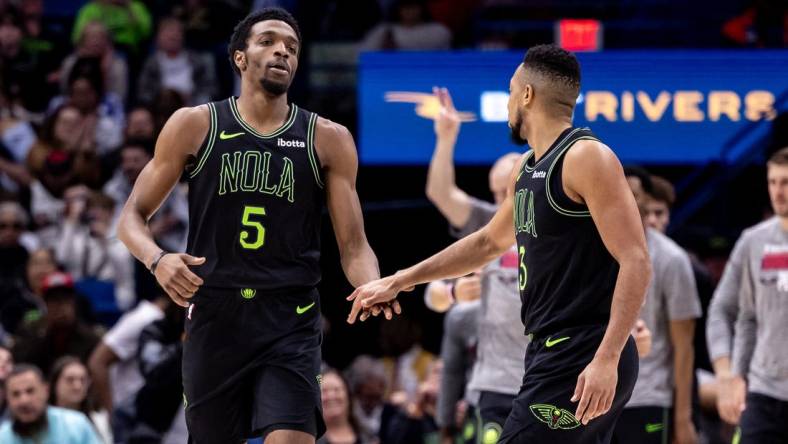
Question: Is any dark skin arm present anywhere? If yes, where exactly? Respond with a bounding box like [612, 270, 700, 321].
[314, 118, 399, 320]
[117, 106, 208, 307]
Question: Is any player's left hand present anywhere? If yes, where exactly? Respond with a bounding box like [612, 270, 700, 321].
[672, 417, 698, 444]
[346, 275, 409, 324]
[571, 355, 618, 425]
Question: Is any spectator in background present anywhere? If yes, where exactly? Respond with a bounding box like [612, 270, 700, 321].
[0, 88, 36, 193]
[0, 346, 14, 420]
[55, 188, 135, 310]
[104, 138, 188, 252]
[0, 247, 55, 336]
[137, 17, 217, 106]
[151, 87, 186, 134]
[125, 106, 156, 140]
[60, 21, 129, 103]
[48, 355, 112, 444]
[116, 302, 187, 444]
[0, 202, 35, 334]
[379, 360, 442, 444]
[50, 57, 124, 155]
[379, 317, 436, 400]
[346, 355, 388, 442]
[361, 0, 452, 51]
[0, 201, 30, 278]
[27, 105, 103, 190]
[17, 0, 67, 63]
[12, 271, 100, 375]
[434, 284, 479, 443]
[318, 368, 362, 444]
[643, 175, 675, 233]
[0, 364, 103, 444]
[0, 8, 53, 116]
[72, 0, 152, 56]
[88, 289, 168, 414]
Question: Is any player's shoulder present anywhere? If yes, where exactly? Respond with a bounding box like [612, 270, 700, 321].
[314, 115, 353, 143]
[167, 104, 210, 128]
[564, 136, 616, 165]
[740, 216, 780, 243]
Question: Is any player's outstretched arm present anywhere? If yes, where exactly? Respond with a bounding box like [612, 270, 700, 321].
[560, 140, 651, 425]
[346, 155, 523, 324]
[117, 106, 209, 307]
[316, 118, 396, 308]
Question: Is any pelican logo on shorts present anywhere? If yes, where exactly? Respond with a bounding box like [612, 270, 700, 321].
[240, 288, 256, 299]
[530, 404, 581, 430]
[482, 423, 502, 444]
[277, 138, 305, 148]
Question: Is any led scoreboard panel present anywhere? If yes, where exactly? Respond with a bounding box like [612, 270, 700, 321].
[358, 50, 788, 165]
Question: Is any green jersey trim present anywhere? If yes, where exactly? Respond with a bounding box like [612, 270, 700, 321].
[188, 102, 218, 178]
[544, 135, 600, 217]
[306, 113, 324, 188]
[229, 96, 298, 139]
[523, 128, 583, 173]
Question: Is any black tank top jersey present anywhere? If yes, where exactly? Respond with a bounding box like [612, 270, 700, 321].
[185, 97, 324, 290]
[513, 127, 619, 336]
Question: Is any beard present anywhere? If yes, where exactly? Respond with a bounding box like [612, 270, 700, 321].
[260, 76, 289, 97]
[13, 410, 47, 437]
[509, 112, 528, 146]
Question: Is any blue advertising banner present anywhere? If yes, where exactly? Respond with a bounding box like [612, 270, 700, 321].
[358, 51, 788, 165]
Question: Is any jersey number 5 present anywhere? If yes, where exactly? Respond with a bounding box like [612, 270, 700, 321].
[240, 205, 266, 249]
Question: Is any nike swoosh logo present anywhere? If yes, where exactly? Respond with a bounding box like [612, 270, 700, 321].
[544, 336, 570, 347]
[296, 302, 316, 315]
[219, 130, 245, 140]
[645, 423, 664, 433]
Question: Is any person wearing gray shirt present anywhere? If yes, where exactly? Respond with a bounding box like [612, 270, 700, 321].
[612, 225, 702, 444]
[718, 147, 788, 443]
[424, 87, 526, 444]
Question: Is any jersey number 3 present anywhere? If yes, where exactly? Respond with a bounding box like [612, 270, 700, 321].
[519, 245, 527, 291]
[240, 205, 266, 249]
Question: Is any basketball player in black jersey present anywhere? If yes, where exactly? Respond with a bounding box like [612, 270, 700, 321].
[348, 44, 651, 443]
[117, 8, 397, 444]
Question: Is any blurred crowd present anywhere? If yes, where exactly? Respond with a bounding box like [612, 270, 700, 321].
[0, 0, 785, 443]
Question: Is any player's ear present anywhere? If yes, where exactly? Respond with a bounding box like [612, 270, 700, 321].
[522, 84, 533, 107]
[234, 50, 247, 72]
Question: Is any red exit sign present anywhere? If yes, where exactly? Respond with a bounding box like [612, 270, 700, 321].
[556, 19, 603, 52]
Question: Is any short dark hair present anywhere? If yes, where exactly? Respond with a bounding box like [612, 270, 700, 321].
[768, 146, 788, 166]
[227, 7, 301, 76]
[522, 44, 581, 94]
[8, 364, 45, 384]
[122, 137, 155, 157]
[624, 166, 654, 195]
[649, 175, 675, 207]
[67, 56, 104, 96]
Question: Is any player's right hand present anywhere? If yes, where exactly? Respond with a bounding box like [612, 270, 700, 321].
[154, 253, 205, 307]
[717, 374, 746, 425]
[433, 86, 461, 140]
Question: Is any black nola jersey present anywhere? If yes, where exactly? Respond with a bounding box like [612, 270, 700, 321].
[185, 97, 324, 290]
[513, 127, 619, 336]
